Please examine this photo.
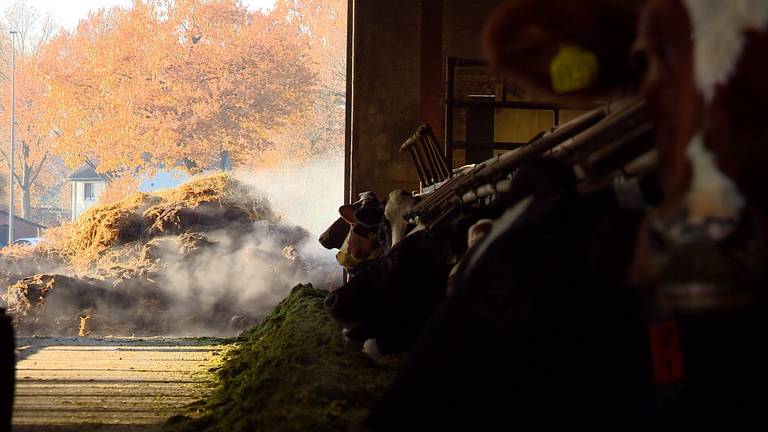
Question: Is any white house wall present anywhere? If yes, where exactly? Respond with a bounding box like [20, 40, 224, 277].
[71, 180, 107, 220]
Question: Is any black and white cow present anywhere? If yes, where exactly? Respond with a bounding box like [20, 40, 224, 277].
[384, 189, 421, 249]
[319, 192, 387, 274]
[324, 209, 488, 359]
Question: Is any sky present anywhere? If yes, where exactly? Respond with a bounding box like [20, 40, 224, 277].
[0, 0, 277, 30]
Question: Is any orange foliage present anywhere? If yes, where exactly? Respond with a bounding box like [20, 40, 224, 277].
[97, 176, 140, 206]
[0, 0, 347, 219]
[41, 0, 316, 174]
[0, 56, 61, 218]
[261, 0, 347, 164]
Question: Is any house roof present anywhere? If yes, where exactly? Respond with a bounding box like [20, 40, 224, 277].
[0, 210, 47, 229]
[68, 164, 106, 181]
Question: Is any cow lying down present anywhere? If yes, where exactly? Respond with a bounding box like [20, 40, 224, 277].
[355, 158, 662, 431]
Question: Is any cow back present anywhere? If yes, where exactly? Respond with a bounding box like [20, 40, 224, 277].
[363, 187, 650, 431]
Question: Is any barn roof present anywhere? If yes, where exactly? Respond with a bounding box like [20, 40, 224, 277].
[0, 210, 47, 229]
[68, 164, 107, 181]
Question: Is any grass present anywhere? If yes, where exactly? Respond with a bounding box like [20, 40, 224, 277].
[166, 284, 402, 432]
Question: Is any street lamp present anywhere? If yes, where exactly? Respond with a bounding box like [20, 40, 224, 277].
[7, 30, 16, 246]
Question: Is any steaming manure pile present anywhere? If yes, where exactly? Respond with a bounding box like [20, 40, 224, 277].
[1, 174, 337, 337]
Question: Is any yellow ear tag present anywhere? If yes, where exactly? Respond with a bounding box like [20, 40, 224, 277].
[549, 44, 599, 94]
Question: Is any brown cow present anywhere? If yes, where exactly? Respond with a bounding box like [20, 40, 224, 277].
[482, 0, 768, 427]
[484, 1, 768, 291]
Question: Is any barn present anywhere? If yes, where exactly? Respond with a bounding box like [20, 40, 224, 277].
[344, 0, 598, 198]
[0, 210, 46, 247]
[2, 0, 766, 430]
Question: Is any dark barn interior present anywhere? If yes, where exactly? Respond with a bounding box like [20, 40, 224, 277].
[339, 0, 768, 430]
[347, 0, 543, 198]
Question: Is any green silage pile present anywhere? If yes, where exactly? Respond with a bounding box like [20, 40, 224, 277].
[168, 284, 401, 432]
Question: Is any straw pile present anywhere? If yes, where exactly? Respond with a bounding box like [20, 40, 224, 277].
[3, 274, 135, 336]
[2, 173, 332, 337]
[40, 173, 276, 272]
[0, 245, 64, 296]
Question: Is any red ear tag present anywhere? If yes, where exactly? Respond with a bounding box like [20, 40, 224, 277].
[649, 320, 685, 384]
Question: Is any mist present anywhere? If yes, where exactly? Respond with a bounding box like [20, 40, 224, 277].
[2, 156, 346, 337]
[235, 155, 345, 237]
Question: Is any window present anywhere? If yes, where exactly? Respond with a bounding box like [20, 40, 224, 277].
[84, 183, 96, 200]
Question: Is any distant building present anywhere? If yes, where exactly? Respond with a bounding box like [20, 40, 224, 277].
[0, 210, 46, 246]
[68, 165, 107, 221]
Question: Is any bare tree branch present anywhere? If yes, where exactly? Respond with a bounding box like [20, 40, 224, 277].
[28, 150, 48, 185]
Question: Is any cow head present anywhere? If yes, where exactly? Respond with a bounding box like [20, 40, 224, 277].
[482, 0, 644, 103]
[384, 189, 421, 248]
[318, 191, 386, 273]
[483, 0, 768, 311]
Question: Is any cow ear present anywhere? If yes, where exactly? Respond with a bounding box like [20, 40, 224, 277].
[339, 204, 357, 224]
[482, 0, 643, 104]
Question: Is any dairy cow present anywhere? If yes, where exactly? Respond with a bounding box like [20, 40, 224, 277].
[325, 201, 495, 359]
[486, 0, 768, 425]
[320, 190, 423, 275]
[318, 192, 386, 274]
[384, 190, 420, 248]
[352, 2, 768, 428]
[625, 2, 768, 427]
[357, 157, 656, 431]
[357, 1, 768, 429]
[483, 0, 768, 297]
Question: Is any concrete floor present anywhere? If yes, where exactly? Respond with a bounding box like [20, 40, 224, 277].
[12, 337, 224, 432]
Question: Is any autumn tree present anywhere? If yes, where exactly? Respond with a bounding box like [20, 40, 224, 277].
[0, 0, 62, 219]
[42, 0, 316, 176]
[268, 0, 347, 161]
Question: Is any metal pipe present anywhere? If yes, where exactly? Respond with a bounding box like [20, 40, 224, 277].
[417, 133, 440, 185]
[409, 101, 611, 222]
[425, 132, 451, 180]
[406, 145, 430, 187]
[401, 125, 432, 186]
[444, 57, 455, 167]
[409, 97, 647, 226]
[8, 30, 16, 245]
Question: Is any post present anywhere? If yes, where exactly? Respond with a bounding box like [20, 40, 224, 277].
[0, 308, 15, 429]
[71, 181, 76, 221]
[8, 31, 16, 245]
[444, 57, 455, 168]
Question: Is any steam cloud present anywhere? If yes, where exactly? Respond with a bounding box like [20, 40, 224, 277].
[235, 155, 345, 237]
[2, 155, 345, 337]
